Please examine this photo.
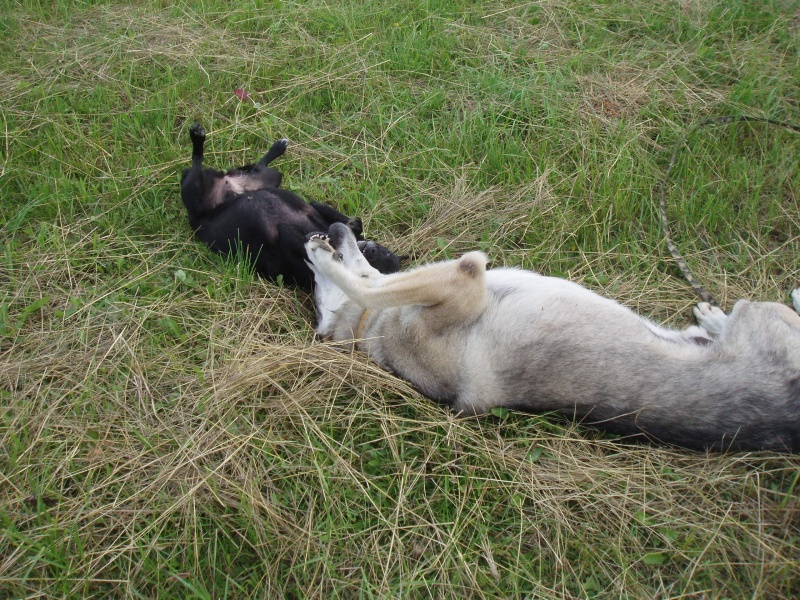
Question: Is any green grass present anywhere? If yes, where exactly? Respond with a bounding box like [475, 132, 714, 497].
[2, 0, 800, 598]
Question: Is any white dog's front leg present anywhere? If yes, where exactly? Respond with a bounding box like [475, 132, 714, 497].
[306, 224, 490, 324]
[306, 233, 340, 267]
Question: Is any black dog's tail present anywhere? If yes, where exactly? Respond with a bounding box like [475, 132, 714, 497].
[260, 138, 289, 167]
[189, 123, 206, 170]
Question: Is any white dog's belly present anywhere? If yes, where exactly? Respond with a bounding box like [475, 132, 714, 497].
[449, 270, 716, 416]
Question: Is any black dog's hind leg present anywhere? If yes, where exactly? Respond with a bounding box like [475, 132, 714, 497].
[181, 123, 214, 214]
[309, 201, 363, 238]
[252, 138, 289, 188]
[260, 138, 289, 167]
[189, 123, 206, 171]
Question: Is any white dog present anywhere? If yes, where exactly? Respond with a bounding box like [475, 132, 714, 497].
[305, 223, 800, 452]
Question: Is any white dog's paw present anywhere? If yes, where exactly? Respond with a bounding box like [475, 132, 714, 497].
[692, 302, 728, 337]
[306, 233, 343, 267]
[308, 232, 329, 243]
[305, 234, 332, 259]
[306, 233, 331, 251]
[792, 288, 800, 314]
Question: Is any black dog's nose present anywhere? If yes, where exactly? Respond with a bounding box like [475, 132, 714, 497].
[362, 243, 378, 258]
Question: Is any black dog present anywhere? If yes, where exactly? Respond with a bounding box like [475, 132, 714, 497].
[180, 124, 401, 291]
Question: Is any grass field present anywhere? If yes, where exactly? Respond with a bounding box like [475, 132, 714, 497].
[2, 0, 800, 598]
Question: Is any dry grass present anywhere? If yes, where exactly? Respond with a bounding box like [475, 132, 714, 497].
[2, 0, 800, 598]
[3, 203, 799, 597]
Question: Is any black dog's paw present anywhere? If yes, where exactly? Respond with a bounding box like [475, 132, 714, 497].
[190, 123, 206, 142]
[264, 138, 289, 161]
[346, 217, 363, 238]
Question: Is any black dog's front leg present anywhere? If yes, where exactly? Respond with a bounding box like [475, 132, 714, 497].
[309, 201, 363, 238]
[276, 224, 315, 291]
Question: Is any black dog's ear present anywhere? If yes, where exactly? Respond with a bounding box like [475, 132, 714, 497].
[397, 254, 410, 263]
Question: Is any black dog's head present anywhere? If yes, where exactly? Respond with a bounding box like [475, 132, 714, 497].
[358, 240, 404, 274]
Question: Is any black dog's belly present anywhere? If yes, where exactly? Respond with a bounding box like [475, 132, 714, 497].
[253, 189, 331, 236]
[190, 190, 341, 289]
[195, 190, 325, 241]
[225, 165, 282, 189]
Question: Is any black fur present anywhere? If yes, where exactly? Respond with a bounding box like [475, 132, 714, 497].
[179, 123, 401, 291]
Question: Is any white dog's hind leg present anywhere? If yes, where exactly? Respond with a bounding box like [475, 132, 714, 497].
[693, 302, 728, 338]
[792, 288, 800, 314]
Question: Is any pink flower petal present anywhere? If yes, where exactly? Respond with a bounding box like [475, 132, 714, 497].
[234, 88, 249, 101]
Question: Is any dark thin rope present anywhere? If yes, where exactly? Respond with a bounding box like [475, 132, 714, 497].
[657, 115, 800, 306]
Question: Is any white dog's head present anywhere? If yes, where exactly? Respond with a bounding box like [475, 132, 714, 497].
[305, 223, 381, 339]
